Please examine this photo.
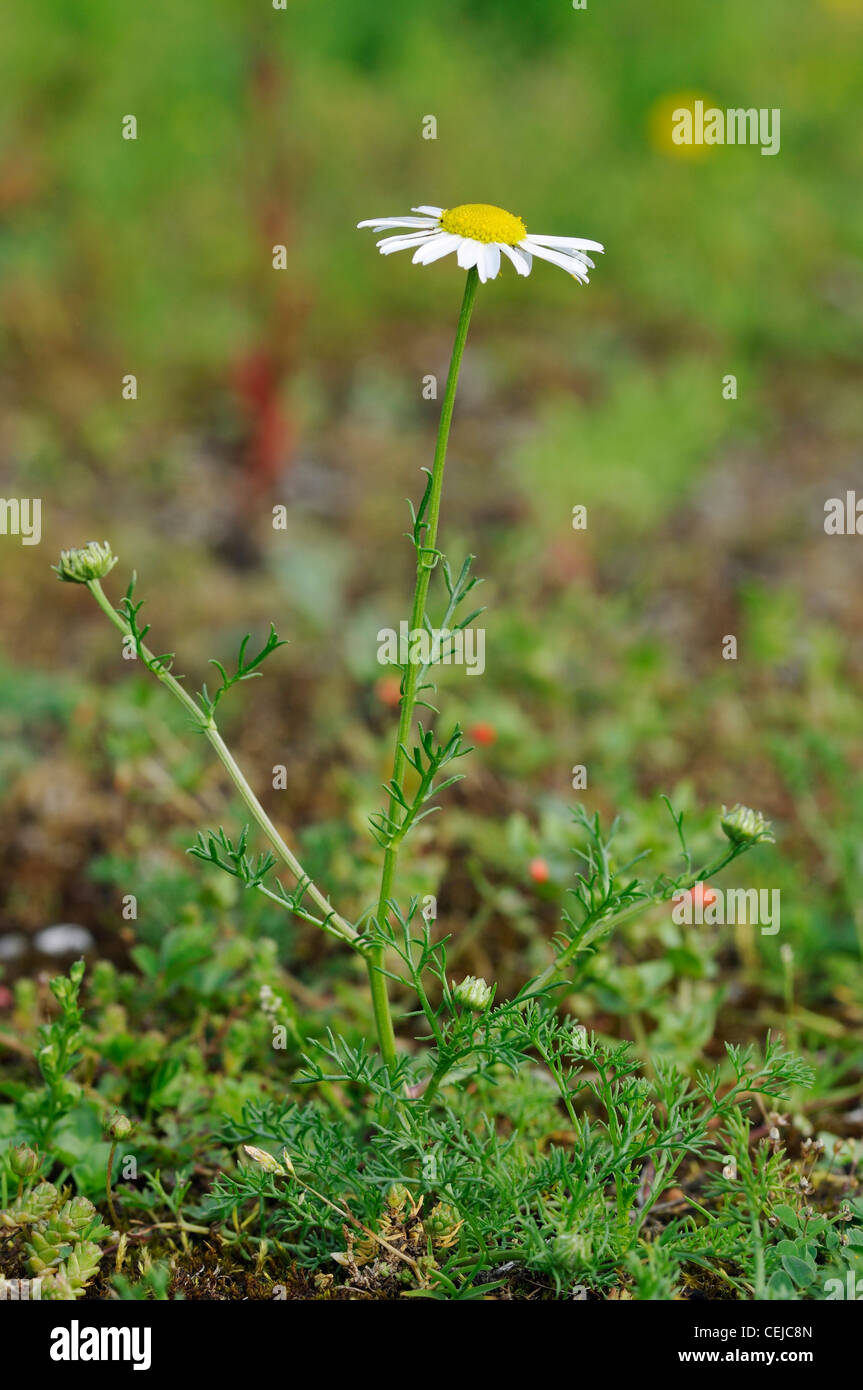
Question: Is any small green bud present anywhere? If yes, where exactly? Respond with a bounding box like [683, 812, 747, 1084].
[53, 541, 118, 584]
[720, 804, 775, 846]
[107, 1114, 133, 1140]
[385, 1183, 412, 1213]
[242, 1145, 286, 1176]
[452, 975, 493, 1011]
[423, 1201, 463, 1248]
[9, 1144, 39, 1178]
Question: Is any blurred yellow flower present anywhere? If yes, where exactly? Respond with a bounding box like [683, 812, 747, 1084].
[649, 91, 719, 160]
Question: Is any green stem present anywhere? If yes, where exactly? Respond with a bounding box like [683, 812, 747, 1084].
[420, 1059, 451, 1108]
[106, 1140, 119, 1230]
[369, 268, 480, 1069]
[86, 578, 358, 949]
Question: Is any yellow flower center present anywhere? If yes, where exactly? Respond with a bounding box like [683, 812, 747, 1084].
[439, 203, 527, 246]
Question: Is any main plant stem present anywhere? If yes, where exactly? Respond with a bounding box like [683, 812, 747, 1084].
[369, 268, 480, 1069]
[86, 578, 358, 948]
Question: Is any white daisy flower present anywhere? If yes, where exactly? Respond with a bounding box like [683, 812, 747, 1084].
[357, 202, 604, 285]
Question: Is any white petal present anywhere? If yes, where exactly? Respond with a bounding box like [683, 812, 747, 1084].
[377, 231, 440, 255]
[500, 244, 532, 276]
[523, 241, 590, 281]
[539, 245, 594, 270]
[485, 244, 501, 280]
[412, 233, 461, 265]
[523, 233, 604, 253]
[358, 216, 440, 231]
[456, 238, 481, 270]
[411, 205, 445, 216]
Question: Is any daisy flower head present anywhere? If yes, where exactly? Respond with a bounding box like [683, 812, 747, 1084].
[357, 202, 603, 285]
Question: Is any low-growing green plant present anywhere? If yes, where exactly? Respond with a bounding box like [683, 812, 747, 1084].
[9, 959, 88, 1150]
[208, 1027, 812, 1296]
[704, 1114, 863, 1300]
[0, 1147, 109, 1299]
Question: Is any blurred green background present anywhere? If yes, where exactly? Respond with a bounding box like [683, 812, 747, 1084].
[1, 0, 862, 1085]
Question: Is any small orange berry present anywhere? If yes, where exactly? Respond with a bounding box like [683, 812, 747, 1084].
[375, 675, 402, 708]
[469, 721, 497, 747]
[686, 882, 717, 911]
[529, 857, 550, 885]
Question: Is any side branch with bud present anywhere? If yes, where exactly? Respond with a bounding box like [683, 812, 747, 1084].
[54, 543, 359, 953]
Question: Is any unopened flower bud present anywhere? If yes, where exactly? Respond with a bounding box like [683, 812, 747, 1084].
[243, 1145, 286, 1176]
[386, 1183, 412, 1214]
[453, 975, 493, 1011]
[53, 541, 118, 585]
[720, 804, 775, 846]
[107, 1114, 132, 1140]
[9, 1144, 39, 1178]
